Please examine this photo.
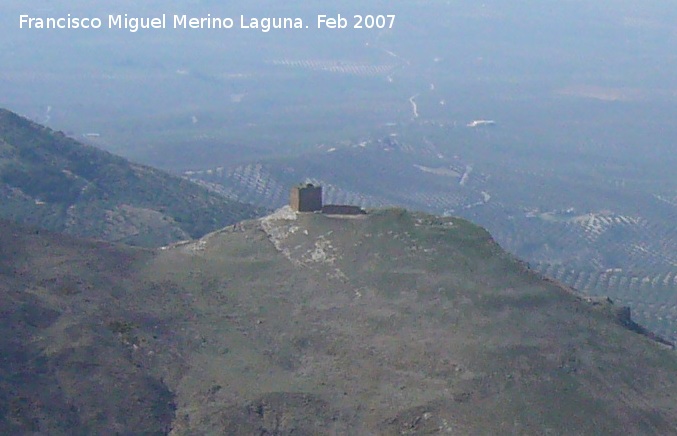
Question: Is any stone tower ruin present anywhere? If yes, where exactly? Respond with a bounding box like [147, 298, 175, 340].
[290, 183, 322, 212]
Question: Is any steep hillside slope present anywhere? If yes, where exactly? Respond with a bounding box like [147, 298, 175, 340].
[0, 109, 263, 246]
[0, 220, 174, 434]
[2, 210, 677, 434]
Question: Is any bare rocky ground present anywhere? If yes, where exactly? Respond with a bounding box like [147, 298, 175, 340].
[2, 208, 677, 434]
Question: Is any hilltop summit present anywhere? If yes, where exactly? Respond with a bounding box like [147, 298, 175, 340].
[2, 209, 677, 434]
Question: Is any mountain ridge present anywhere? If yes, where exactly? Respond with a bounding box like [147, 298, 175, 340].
[0, 108, 264, 247]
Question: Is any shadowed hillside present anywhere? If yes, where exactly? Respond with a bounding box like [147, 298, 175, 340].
[0, 108, 264, 247]
[2, 210, 677, 434]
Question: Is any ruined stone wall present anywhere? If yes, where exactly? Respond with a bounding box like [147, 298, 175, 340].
[321, 205, 366, 215]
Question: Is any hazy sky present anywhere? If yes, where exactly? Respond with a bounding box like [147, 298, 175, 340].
[2, 0, 677, 163]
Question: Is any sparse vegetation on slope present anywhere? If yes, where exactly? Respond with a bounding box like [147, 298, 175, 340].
[0, 108, 264, 247]
[2, 210, 677, 434]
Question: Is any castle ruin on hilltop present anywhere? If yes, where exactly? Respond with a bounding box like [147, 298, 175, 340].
[290, 183, 366, 215]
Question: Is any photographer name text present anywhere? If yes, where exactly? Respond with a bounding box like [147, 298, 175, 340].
[19, 13, 396, 33]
